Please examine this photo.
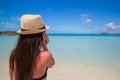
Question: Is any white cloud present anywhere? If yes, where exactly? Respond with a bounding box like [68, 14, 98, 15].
[0, 21, 18, 29]
[80, 14, 89, 17]
[105, 22, 120, 30]
[11, 16, 20, 21]
[105, 22, 116, 29]
[80, 14, 93, 24]
[104, 22, 120, 33]
[84, 18, 92, 24]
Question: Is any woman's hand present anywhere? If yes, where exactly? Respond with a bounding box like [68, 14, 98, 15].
[43, 32, 49, 51]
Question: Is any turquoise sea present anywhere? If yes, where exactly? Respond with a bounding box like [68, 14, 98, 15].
[0, 34, 120, 80]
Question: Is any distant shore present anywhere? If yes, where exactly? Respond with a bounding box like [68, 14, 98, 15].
[0, 31, 17, 35]
[0, 31, 120, 35]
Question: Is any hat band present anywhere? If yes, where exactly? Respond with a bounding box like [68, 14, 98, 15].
[21, 26, 45, 31]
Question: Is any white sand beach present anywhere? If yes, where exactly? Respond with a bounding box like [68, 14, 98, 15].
[1, 59, 120, 80]
[48, 61, 120, 80]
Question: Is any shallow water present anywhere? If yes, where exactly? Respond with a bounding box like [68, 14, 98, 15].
[0, 34, 120, 80]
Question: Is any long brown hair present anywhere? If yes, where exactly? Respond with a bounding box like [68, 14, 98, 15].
[9, 33, 43, 80]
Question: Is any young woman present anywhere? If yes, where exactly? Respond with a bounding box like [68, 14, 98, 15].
[9, 14, 55, 80]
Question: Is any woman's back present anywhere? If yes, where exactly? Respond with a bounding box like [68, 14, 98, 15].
[9, 14, 55, 80]
[32, 51, 54, 80]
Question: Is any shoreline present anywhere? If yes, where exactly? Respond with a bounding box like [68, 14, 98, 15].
[1, 31, 120, 36]
[1, 33, 120, 37]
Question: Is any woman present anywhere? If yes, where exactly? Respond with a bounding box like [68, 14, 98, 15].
[9, 14, 55, 80]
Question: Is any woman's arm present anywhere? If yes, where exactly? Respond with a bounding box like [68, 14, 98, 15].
[9, 50, 16, 80]
[43, 32, 49, 51]
[9, 62, 11, 80]
[9, 61, 15, 80]
[47, 52, 55, 68]
[42, 32, 55, 68]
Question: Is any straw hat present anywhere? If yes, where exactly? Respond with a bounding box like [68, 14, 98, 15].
[17, 14, 49, 35]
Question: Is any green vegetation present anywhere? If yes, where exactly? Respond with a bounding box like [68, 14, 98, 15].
[0, 31, 17, 35]
[101, 32, 120, 35]
[0, 31, 120, 35]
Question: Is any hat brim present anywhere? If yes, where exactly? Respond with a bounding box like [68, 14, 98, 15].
[17, 26, 49, 35]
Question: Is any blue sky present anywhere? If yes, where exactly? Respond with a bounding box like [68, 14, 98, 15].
[0, 0, 120, 33]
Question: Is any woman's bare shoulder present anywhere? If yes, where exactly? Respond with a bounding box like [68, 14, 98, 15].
[40, 51, 55, 68]
[37, 51, 52, 66]
[40, 51, 52, 59]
